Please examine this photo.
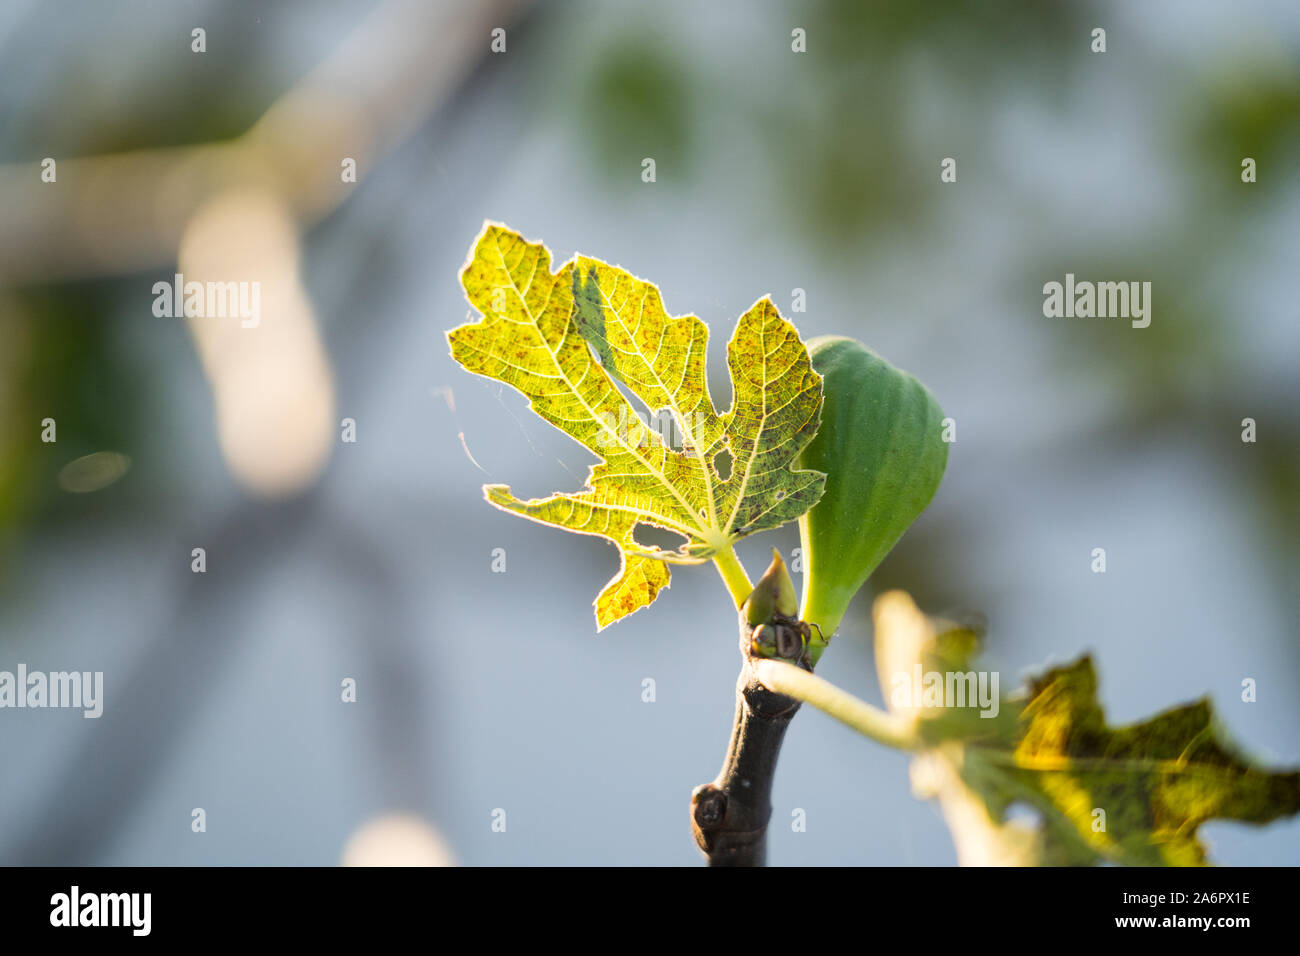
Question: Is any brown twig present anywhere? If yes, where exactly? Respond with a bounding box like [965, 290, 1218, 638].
[691, 618, 802, 866]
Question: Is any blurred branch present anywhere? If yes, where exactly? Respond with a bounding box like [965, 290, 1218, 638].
[0, 492, 436, 864]
[0, 0, 529, 283]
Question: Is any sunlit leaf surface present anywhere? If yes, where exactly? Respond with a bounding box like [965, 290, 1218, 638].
[448, 223, 825, 628]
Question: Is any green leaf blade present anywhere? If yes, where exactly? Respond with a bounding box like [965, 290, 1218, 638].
[995, 657, 1300, 865]
[873, 592, 1300, 866]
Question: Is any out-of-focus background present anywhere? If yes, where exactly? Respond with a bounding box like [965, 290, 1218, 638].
[1, 0, 1297, 866]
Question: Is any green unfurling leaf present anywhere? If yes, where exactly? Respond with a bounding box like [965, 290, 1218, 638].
[744, 548, 799, 627]
[875, 592, 1300, 866]
[447, 223, 826, 629]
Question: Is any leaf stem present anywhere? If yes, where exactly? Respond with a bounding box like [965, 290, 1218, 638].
[712, 549, 753, 608]
[753, 660, 917, 752]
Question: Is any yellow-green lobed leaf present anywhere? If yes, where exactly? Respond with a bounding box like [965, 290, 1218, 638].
[447, 223, 826, 629]
[874, 591, 1300, 866]
[977, 658, 1300, 865]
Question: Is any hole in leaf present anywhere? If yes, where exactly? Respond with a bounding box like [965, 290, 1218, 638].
[713, 449, 733, 480]
[634, 523, 688, 554]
